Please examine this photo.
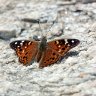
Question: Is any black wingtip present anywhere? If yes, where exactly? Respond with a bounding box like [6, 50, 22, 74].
[68, 39, 80, 48]
[10, 41, 15, 50]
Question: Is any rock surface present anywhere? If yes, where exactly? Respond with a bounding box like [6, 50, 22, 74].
[0, 0, 96, 96]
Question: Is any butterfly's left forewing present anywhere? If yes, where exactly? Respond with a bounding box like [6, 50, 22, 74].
[10, 40, 38, 66]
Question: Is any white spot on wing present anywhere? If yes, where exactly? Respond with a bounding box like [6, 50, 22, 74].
[65, 39, 68, 44]
[15, 42, 17, 45]
[71, 40, 75, 43]
[56, 41, 59, 44]
[58, 45, 61, 48]
[22, 41, 24, 43]
[28, 42, 31, 45]
[20, 42, 23, 46]
[25, 46, 27, 48]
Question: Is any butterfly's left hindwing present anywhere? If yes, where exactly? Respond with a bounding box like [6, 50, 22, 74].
[10, 40, 38, 66]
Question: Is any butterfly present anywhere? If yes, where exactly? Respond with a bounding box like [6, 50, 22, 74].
[10, 36, 80, 68]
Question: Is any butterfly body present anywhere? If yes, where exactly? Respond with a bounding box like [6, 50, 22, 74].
[10, 36, 80, 68]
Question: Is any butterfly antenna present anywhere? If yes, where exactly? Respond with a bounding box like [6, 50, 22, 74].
[47, 14, 59, 38]
[38, 19, 44, 37]
[58, 10, 65, 33]
[45, 17, 57, 38]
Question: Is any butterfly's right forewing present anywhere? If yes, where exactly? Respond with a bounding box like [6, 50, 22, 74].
[48, 39, 80, 56]
[10, 40, 38, 66]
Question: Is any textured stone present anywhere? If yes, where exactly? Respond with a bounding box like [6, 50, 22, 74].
[0, 0, 96, 96]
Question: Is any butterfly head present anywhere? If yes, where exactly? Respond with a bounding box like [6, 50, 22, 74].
[41, 36, 47, 42]
[39, 36, 47, 51]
